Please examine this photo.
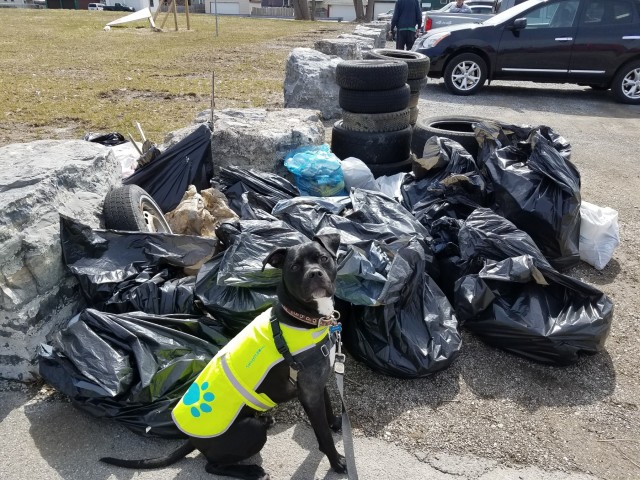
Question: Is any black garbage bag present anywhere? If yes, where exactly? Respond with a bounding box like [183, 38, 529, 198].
[60, 216, 217, 314]
[273, 189, 437, 306]
[194, 253, 277, 334]
[215, 219, 310, 288]
[458, 208, 553, 269]
[83, 131, 127, 146]
[213, 166, 299, 217]
[454, 255, 613, 365]
[124, 124, 213, 213]
[37, 308, 230, 438]
[342, 238, 461, 378]
[475, 122, 580, 270]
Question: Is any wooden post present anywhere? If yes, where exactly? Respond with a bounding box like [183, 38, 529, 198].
[160, 0, 175, 29]
[172, 0, 179, 31]
[185, 0, 191, 31]
[153, 1, 164, 22]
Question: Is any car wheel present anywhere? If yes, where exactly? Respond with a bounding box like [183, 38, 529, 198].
[443, 53, 487, 96]
[103, 184, 173, 233]
[411, 115, 490, 159]
[612, 61, 640, 105]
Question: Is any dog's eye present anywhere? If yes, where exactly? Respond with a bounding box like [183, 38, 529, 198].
[291, 264, 300, 271]
[320, 255, 328, 263]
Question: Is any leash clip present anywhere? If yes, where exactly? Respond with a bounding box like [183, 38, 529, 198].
[334, 331, 345, 374]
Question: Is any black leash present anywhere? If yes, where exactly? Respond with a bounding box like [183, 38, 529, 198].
[333, 330, 359, 480]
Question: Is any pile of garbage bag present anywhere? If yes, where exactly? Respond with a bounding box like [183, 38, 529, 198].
[38, 119, 616, 438]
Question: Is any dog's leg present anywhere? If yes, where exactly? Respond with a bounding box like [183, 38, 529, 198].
[324, 387, 342, 432]
[194, 417, 270, 479]
[297, 380, 347, 473]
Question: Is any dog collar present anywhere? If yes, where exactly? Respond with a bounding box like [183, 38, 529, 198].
[281, 304, 340, 327]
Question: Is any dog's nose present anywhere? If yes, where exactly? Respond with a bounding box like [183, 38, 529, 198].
[307, 269, 324, 279]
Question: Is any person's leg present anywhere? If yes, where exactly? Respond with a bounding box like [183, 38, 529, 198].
[395, 30, 404, 49]
[406, 31, 416, 50]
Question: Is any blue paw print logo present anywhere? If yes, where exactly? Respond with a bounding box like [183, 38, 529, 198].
[184, 381, 215, 418]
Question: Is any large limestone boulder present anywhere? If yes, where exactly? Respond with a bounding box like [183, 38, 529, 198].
[314, 38, 363, 60]
[205, 107, 325, 175]
[363, 21, 391, 36]
[337, 33, 375, 52]
[0, 140, 121, 380]
[284, 48, 343, 120]
[353, 25, 387, 48]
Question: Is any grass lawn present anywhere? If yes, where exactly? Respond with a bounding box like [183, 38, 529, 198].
[0, 9, 353, 146]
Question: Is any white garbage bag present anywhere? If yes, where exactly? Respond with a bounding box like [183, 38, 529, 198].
[579, 201, 620, 270]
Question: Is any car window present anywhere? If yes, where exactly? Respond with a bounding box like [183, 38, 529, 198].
[484, 0, 545, 26]
[521, 0, 579, 29]
[581, 0, 636, 26]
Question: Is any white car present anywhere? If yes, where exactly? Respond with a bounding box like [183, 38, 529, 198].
[88, 3, 105, 10]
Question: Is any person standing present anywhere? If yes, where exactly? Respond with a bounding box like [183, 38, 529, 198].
[390, 0, 423, 51]
[449, 0, 472, 13]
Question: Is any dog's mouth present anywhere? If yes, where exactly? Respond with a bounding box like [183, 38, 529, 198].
[311, 288, 332, 299]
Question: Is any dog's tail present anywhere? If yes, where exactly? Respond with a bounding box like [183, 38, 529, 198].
[100, 441, 195, 469]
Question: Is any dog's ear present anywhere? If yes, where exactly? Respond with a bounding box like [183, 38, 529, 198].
[262, 247, 288, 271]
[313, 233, 341, 259]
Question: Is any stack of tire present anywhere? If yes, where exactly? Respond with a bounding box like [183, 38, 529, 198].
[364, 49, 431, 127]
[331, 59, 414, 177]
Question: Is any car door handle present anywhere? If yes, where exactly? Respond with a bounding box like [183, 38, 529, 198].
[555, 37, 573, 42]
[622, 36, 640, 40]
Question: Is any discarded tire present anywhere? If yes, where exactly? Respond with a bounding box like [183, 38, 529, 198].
[368, 155, 414, 177]
[331, 120, 411, 165]
[411, 116, 489, 159]
[103, 184, 173, 233]
[336, 60, 408, 91]
[407, 77, 428, 93]
[409, 106, 419, 126]
[341, 109, 411, 133]
[365, 49, 431, 80]
[339, 84, 410, 114]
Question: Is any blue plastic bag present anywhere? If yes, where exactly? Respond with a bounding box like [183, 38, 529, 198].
[284, 144, 346, 197]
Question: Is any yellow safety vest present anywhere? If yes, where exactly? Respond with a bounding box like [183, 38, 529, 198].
[172, 308, 330, 438]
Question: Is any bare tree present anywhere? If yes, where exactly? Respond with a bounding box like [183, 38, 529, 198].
[292, 0, 311, 20]
[352, 0, 366, 21]
[364, 0, 376, 21]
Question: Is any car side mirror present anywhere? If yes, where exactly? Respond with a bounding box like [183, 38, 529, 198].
[510, 18, 527, 30]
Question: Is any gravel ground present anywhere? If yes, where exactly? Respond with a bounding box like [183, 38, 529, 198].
[316, 76, 639, 480]
[3, 39, 639, 480]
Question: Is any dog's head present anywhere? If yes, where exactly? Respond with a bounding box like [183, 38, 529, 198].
[262, 233, 340, 315]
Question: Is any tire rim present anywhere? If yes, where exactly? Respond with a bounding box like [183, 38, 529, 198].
[139, 196, 169, 233]
[621, 67, 640, 100]
[451, 61, 481, 91]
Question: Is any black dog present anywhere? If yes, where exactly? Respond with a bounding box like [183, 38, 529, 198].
[101, 234, 347, 479]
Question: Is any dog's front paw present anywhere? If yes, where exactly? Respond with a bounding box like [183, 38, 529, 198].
[330, 454, 347, 474]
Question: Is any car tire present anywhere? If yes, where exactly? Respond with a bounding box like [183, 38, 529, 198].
[103, 184, 173, 233]
[443, 53, 487, 96]
[335, 60, 409, 91]
[407, 77, 428, 93]
[339, 84, 411, 113]
[341, 109, 411, 133]
[411, 115, 489, 159]
[611, 60, 640, 105]
[331, 120, 411, 164]
[408, 91, 420, 108]
[365, 49, 431, 80]
[368, 155, 414, 178]
[409, 106, 419, 125]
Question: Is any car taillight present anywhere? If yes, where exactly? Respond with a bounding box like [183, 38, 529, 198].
[426, 18, 433, 31]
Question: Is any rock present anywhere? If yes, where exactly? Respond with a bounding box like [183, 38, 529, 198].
[353, 25, 387, 48]
[284, 48, 343, 120]
[314, 38, 363, 60]
[200, 107, 325, 175]
[337, 33, 375, 52]
[0, 140, 121, 381]
[362, 21, 391, 35]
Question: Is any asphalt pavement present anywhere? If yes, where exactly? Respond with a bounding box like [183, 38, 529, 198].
[0, 388, 598, 480]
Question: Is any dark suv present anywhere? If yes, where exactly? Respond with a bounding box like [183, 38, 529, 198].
[413, 0, 640, 104]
